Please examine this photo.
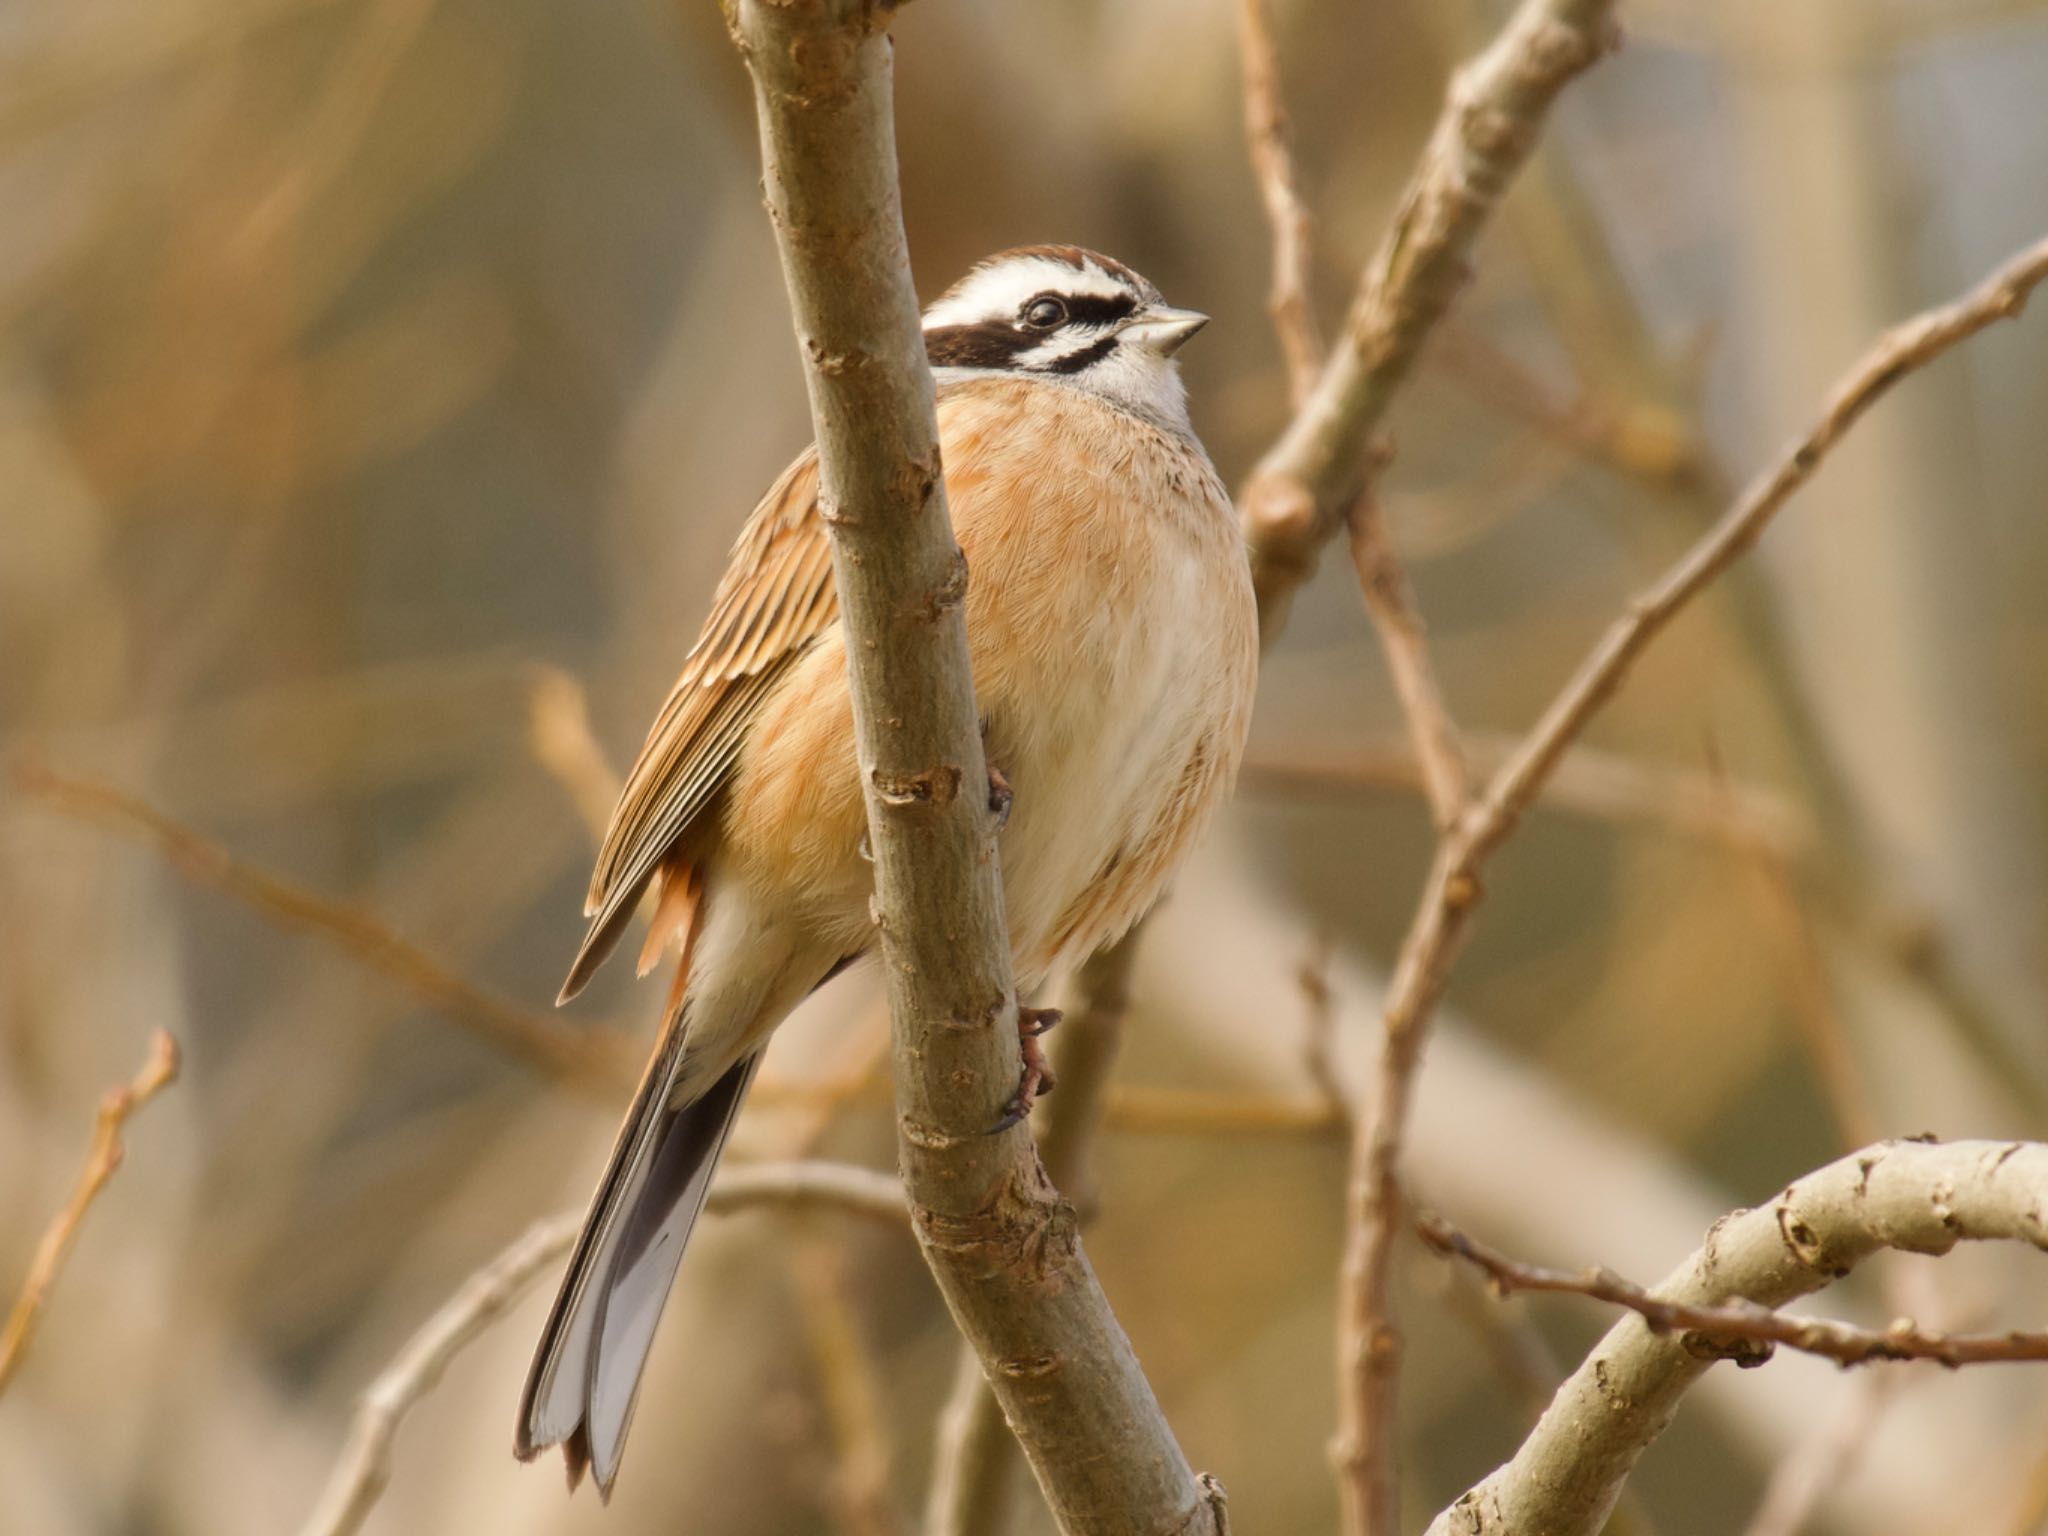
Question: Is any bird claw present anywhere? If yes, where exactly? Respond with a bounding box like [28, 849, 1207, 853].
[986, 1007, 1059, 1132]
[1018, 1004, 1061, 1037]
[986, 762, 1014, 831]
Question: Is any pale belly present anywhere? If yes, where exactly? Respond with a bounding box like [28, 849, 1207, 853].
[981, 537, 1255, 986]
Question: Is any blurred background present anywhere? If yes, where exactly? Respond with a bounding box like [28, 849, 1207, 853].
[5, 0, 2048, 1532]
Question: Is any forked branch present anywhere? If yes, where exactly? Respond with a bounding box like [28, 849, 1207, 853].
[1424, 1140, 2048, 1536]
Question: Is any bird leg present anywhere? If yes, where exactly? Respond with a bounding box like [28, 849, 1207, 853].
[991, 1004, 1061, 1131]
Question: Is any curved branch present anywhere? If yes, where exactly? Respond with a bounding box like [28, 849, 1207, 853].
[297, 1161, 910, 1536]
[726, 5, 1225, 1533]
[1425, 1139, 2048, 1536]
[1336, 230, 2048, 1536]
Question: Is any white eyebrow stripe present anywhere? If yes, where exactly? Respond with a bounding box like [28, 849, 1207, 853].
[921, 257, 1132, 331]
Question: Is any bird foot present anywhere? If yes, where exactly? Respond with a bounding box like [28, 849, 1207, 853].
[989, 1007, 1060, 1132]
[986, 761, 1014, 831]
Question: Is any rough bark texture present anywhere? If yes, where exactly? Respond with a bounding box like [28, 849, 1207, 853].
[1425, 1139, 2048, 1536]
[726, 5, 1225, 1532]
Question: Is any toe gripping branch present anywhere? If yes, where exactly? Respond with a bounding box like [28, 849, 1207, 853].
[990, 1004, 1060, 1133]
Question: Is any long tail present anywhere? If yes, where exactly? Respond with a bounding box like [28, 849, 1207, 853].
[516, 1035, 761, 1497]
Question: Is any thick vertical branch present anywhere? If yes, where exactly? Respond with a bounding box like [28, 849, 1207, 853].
[921, 939, 1141, 1536]
[726, 5, 1224, 1533]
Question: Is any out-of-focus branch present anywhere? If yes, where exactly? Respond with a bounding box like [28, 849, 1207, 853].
[922, 938, 1141, 1536]
[1422, 1140, 2048, 1535]
[1225, 5, 1625, 1531]
[296, 1160, 910, 1536]
[1334, 230, 2048, 1536]
[7, 759, 635, 1097]
[794, 1242, 912, 1536]
[298, 1213, 578, 1536]
[1418, 1209, 2048, 1368]
[0, 1029, 180, 1395]
[1472, 235, 2048, 848]
[727, 5, 1226, 1533]
[526, 663, 622, 840]
[1346, 499, 1469, 828]
[1234, 0, 1322, 405]
[1736, 1373, 1899, 1536]
[1239, 734, 1813, 856]
[1238, 0, 1622, 645]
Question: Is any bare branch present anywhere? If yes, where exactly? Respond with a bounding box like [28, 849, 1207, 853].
[8, 759, 634, 1097]
[1234, 0, 1322, 405]
[1736, 1374, 1899, 1536]
[299, 1213, 579, 1536]
[1346, 498, 1469, 828]
[1472, 235, 2048, 855]
[297, 1160, 908, 1536]
[726, 5, 1225, 1532]
[525, 663, 622, 840]
[921, 937, 1141, 1536]
[0, 1029, 180, 1395]
[1335, 230, 2048, 1536]
[1246, 5, 1625, 1527]
[1423, 1140, 2048, 1535]
[1239, 0, 1623, 644]
[1239, 734, 1814, 858]
[1418, 1209, 2048, 1368]
[794, 1242, 912, 1536]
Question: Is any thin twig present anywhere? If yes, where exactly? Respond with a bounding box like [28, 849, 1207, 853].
[1339, 231, 2048, 1536]
[1740, 832, 1885, 1153]
[1422, 1139, 2048, 1535]
[526, 663, 622, 841]
[727, 4, 1226, 1531]
[297, 1160, 909, 1536]
[1234, 0, 1322, 405]
[1736, 1373, 1900, 1536]
[8, 759, 633, 1097]
[1434, 325, 1706, 494]
[1474, 236, 2048, 846]
[794, 1242, 911, 1536]
[1418, 1211, 2048, 1368]
[0, 1029, 181, 1395]
[1254, 6, 1625, 1530]
[1346, 497, 1469, 828]
[1298, 936, 1351, 1126]
[1239, 733, 1813, 858]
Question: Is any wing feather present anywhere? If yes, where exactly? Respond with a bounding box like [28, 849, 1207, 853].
[561, 451, 838, 1001]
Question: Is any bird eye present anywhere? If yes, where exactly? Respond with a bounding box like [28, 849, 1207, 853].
[1022, 296, 1067, 329]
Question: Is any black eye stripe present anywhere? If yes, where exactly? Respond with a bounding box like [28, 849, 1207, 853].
[1035, 334, 1119, 375]
[924, 322, 1030, 370]
[1060, 294, 1137, 326]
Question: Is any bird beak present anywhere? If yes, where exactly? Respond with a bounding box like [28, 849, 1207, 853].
[1120, 306, 1209, 356]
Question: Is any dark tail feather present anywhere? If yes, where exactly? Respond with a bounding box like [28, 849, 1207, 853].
[516, 1048, 762, 1497]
